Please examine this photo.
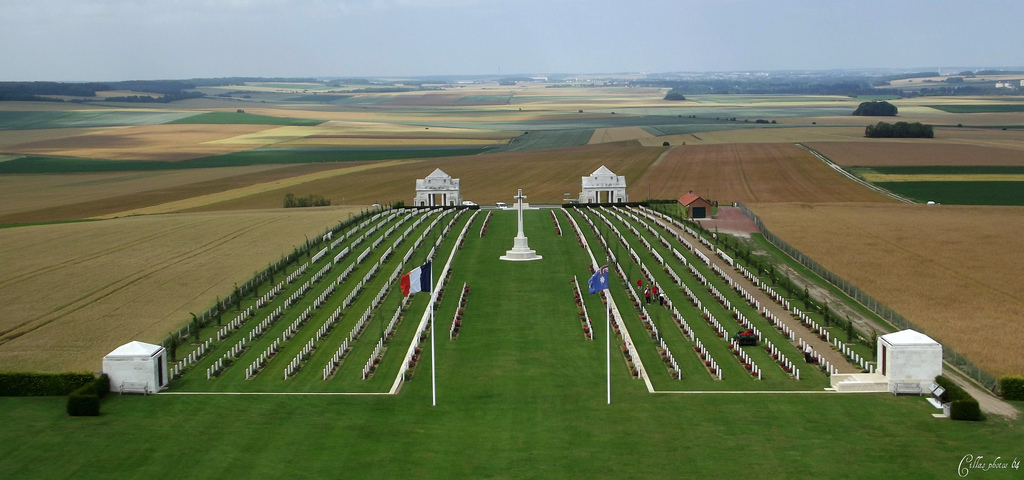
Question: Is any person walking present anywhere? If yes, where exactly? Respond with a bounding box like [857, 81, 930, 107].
[645, 288, 651, 305]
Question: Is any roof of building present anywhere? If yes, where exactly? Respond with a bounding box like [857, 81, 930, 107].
[590, 165, 614, 177]
[679, 193, 711, 206]
[426, 168, 451, 179]
[106, 341, 163, 357]
[881, 329, 939, 346]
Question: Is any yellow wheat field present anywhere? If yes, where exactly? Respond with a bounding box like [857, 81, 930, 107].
[0, 207, 365, 372]
[750, 203, 1024, 377]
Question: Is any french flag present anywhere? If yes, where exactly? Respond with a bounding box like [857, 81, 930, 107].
[400, 261, 432, 297]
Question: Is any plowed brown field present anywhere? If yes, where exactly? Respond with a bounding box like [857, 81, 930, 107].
[808, 141, 1024, 167]
[0, 207, 363, 372]
[750, 203, 1024, 376]
[634, 143, 896, 204]
[184, 142, 663, 211]
[0, 163, 353, 224]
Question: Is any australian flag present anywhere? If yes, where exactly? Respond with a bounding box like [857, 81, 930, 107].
[588, 265, 610, 294]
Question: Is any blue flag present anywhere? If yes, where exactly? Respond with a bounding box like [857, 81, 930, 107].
[588, 265, 609, 294]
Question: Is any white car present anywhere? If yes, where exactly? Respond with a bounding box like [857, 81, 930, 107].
[462, 201, 477, 206]
[495, 202, 508, 209]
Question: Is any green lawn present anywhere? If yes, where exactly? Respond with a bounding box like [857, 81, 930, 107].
[0, 110, 194, 130]
[166, 111, 325, 126]
[1, 209, 1021, 479]
[873, 181, 1024, 205]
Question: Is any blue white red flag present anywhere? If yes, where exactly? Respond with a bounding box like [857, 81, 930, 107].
[588, 265, 610, 294]
[401, 261, 432, 297]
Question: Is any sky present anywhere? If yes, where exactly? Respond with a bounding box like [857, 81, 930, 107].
[1, 0, 1022, 81]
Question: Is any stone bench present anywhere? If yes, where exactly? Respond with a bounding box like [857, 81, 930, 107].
[893, 382, 923, 396]
[119, 381, 151, 395]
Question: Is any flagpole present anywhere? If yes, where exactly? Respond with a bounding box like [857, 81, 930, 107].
[431, 273, 437, 407]
[606, 293, 611, 405]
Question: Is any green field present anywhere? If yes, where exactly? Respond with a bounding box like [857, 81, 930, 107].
[491, 129, 595, 152]
[927, 104, 1024, 114]
[166, 112, 325, 126]
[851, 166, 1024, 175]
[0, 147, 492, 174]
[282, 94, 353, 104]
[873, 181, 1024, 205]
[0, 110, 195, 130]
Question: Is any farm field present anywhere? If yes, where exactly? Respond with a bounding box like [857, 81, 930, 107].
[748, 203, 1024, 377]
[808, 140, 1024, 167]
[633, 143, 897, 204]
[0, 206, 364, 372]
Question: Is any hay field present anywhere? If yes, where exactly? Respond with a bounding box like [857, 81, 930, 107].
[634, 143, 896, 204]
[183, 143, 662, 211]
[0, 206, 364, 372]
[808, 140, 1024, 167]
[750, 203, 1024, 376]
[588, 126, 655, 144]
[1, 124, 277, 161]
[0, 163, 351, 224]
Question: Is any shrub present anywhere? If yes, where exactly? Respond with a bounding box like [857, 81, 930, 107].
[67, 390, 100, 417]
[0, 372, 95, 396]
[998, 375, 1024, 401]
[935, 375, 985, 421]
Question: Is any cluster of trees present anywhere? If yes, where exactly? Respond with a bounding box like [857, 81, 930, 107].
[0, 80, 207, 103]
[104, 91, 205, 103]
[852, 100, 898, 116]
[864, 121, 934, 138]
[283, 193, 331, 208]
[635, 78, 901, 97]
[663, 89, 687, 101]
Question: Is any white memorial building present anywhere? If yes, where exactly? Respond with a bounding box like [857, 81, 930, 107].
[580, 166, 628, 204]
[102, 341, 169, 394]
[414, 168, 462, 207]
[829, 328, 943, 395]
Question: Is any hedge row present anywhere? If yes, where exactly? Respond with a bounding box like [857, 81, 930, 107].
[935, 375, 984, 421]
[67, 374, 109, 417]
[0, 372, 95, 396]
[999, 375, 1024, 401]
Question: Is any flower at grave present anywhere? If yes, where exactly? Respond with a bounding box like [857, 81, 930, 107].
[705, 361, 713, 367]
[631, 369, 638, 377]
[717, 332, 723, 338]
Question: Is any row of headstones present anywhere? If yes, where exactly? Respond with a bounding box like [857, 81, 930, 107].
[450, 282, 469, 340]
[764, 338, 800, 379]
[248, 306, 284, 342]
[371, 233, 385, 251]
[760, 306, 798, 342]
[286, 262, 309, 284]
[282, 278, 311, 309]
[333, 246, 350, 264]
[322, 338, 351, 380]
[310, 262, 332, 284]
[694, 337, 723, 379]
[315, 305, 344, 345]
[549, 209, 562, 236]
[671, 307, 696, 342]
[255, 281, 285, 310]
[479, 211, 493, 237]
[732, 307, 764, 341]
[281, 305, 313, 342]
[216, 306, 254, 342]
[715, 247, 735, 267]
[244, 338, 280, 379]
[360, 338, 386, 380]
[283, 335, 316, 379]
[730, 339, 763, 379]
[383, 300, 406, 340]
[570, 276, 593, 340]
[207, 337, 246, 380]
[311, 246, 329, 264]
[794, 310, 830, 343]
[706, 278, 733, 311]
[832, 337, 870, 372]
[737, 264, 790, 310]
[658, 337, 682, 379]
[722, 265, 762, 312]
[356, 245, 373, 264]
[797, 338, 841, 376]
[313, 277, 337, 309]
[170, 339, 212, 379]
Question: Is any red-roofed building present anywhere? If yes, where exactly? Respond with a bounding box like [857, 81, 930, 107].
[678, 192, 713, 218]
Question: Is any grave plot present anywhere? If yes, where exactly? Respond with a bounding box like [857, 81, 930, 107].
[629, 205, 865, 380]
[166, 207, 475, 392]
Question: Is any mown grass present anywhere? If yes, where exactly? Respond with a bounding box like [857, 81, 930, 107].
[873, 181, 1024, 205]
[165, 112, 325, 126]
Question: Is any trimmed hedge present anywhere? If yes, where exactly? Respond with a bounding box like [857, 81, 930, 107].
[935, 375, 984, 421]
[0, 372, 95, 396]
[66, 374, 109, 417]
[999, 375, 1024, 401]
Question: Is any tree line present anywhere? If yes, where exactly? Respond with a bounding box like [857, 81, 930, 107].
[283, 193, 331, 208]
[864, 121, 934, 138]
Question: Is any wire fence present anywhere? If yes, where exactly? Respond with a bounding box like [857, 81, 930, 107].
[735, 202, 998, 391]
